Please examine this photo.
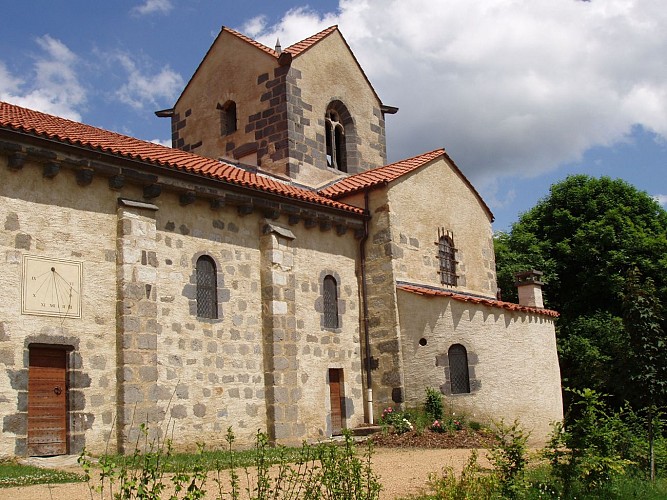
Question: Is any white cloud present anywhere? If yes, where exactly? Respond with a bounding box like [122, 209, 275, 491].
[241, 16, 268, 38]
[654, 194, 667, 206]
[248, 0, 667, 189]
[0, 35, 85, 120]
[112, 52, 184, 110]
[150, 138, 172, 147]
[132, 0, 173, 16]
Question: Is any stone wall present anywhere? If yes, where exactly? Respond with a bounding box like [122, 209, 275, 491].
[291, 31, 388, 185]
[171, 31, 278, 167]
[397, 290, 563, 444]
[359, 189, 406, 416]
[385, 157, 496, 296]
[0, 143, 367, 456]
[172, 28, 388, 189]
[0, 160, 119, 456]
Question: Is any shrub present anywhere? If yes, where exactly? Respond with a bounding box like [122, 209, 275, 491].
[488, 419, 529, 499]
[380, 406, 414, 435]
[544, 388, 635, 495]
[426, 449, 498, 499]
[424, 387, 444, 421]
[431, 420, 446, 433]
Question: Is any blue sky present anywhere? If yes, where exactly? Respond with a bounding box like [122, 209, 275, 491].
[1, 0, 665, 231]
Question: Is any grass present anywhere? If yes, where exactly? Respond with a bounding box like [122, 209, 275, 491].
[101, 444, 307, 472]
[0, 459, 84, 488]
[523, 465, 667, 499]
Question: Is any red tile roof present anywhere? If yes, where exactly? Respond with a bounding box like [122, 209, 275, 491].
[0, 101, 363, 215]
[284, 26, 339, 56]
[219, 25, 339, 60]
[221, 26, 280, 57]
[397, 282, 559, 318]
[320, 149, 444, 197]
[320, 148, 494, 221]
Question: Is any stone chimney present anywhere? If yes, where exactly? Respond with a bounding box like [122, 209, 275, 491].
[515, 270, 544, 308]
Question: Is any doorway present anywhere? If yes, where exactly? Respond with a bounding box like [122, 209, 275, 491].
[28, 346, 68, 456]
[328, 368, 345, 435]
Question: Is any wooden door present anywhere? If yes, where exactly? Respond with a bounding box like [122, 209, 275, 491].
[328, 369, 345, 435]
[28, 347, 67, 456]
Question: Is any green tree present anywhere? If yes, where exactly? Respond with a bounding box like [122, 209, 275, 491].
[623, 267, 667, 479]
[494, 175, 667, 409]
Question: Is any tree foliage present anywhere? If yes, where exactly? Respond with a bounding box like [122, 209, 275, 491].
[494, 175, 667, 409]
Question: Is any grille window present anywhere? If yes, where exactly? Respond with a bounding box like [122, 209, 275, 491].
[448, 344, 470, 394]
[323, 275, 339, 328]
[196, 256, 218, 319]
[437, 231, 457, 286]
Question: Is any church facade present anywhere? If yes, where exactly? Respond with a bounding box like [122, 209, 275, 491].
[0, 26, 562, 457]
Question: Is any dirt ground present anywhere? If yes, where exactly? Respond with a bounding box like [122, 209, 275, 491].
[6, 430, 496, 500]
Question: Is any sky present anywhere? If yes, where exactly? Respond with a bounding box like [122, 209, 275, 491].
[1, 0, 666, 231]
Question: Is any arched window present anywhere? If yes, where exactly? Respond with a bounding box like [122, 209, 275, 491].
[325, 108, 347, 172]
[448, 344, 470, 394]
[437, 230, 457, 286]
[218, 100, 237, 136]
[196, 256, 218, 319]
[323, 275, 339, 328]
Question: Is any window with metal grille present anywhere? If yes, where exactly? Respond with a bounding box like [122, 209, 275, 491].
[437, 231, 457, 286]
[323, 275, 339, 328]
[448, 344, 470, 394]
[196, 256, 218, 319]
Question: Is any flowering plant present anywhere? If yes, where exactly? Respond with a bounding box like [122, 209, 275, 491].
[393, 417, 413, 435]
[453, 419, 463, 431]
[431, 419, 445, 433]
[381, 407, 394, 422]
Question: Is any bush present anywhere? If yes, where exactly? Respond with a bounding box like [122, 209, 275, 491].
[425, 449, 498, 499]
[424, 387, 444, 421]
[544, 388, 635, 495]
[380, 406, 414, 435]
[488, 419, 529, 499]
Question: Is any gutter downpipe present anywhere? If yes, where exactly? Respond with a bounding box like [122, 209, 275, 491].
[360, 189, 373, 424]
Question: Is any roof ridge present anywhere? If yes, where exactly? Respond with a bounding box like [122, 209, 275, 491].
[221, 26, 279, 57]
[319, 148, 445, 198]
[0, 101, 363, 215]
[284, 25, 338, 57]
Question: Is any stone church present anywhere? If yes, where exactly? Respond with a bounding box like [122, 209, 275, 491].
[0, 25, 562, 457]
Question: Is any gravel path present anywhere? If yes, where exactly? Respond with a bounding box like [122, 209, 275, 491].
[6, 447, 491, 499]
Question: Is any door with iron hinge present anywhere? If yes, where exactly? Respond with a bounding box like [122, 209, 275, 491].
[28, 346, 68, 456]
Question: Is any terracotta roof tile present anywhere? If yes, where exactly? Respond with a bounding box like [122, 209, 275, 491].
[222, 26, 279, 57]
[284, 26, 339, 56]
[220, 25, 338, 60]
[396, 282, 559, 318]
[0, 101, 363, 215]
[320, 148, 494, 220]
[319, 149, 445, 197]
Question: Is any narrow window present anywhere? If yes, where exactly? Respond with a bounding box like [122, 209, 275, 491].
[448, 344, 470, 394]
[437, 230, 457, 286]
[325, 109, 347, 172]
[323, 275, 339, 328]
[196, 256, 218, 318]
[219, 101, 237, 136]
